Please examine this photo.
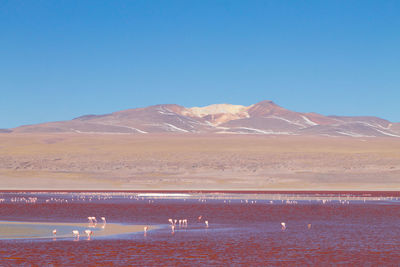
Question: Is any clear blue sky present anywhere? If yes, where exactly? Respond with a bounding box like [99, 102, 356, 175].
[1, 0, 399, 128]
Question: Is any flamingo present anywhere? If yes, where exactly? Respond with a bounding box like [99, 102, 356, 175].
[52, 229, 57, 236]
[84, 230, 93, 240]
[144, 226, 148, 232]
[205, 220, 209, 228]
[72, 230, 80, 239]
[179, 220, 182, 227]
[101, 217, 106, 224]
[168, 218, 173, 225]
[281, 222, 286, 231]
[198, 215, 202, 221]
[171, 225, 175, 233]
[88, 217, 97, 227]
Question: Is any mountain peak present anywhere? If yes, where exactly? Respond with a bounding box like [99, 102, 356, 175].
[247, 100, 287, 117]
[6, 100, 400, 137]
[254, 100, 277, 106]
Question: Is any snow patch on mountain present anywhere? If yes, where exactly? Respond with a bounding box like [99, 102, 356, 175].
[266, 115, 305, 127]
[301, 115, 319, 126]
[188, 104, 248, 117]
[164, 123, 189, 133]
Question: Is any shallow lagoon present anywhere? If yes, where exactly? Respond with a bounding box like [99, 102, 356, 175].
[1, 191, 400, 265]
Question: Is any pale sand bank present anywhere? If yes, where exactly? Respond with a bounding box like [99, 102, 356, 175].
[0, 221, 150, 240]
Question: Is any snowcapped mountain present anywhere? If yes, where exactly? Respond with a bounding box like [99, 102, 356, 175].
[7, 101, 400, 137]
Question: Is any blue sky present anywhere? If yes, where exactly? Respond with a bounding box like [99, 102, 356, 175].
[1, 0, 399, 128]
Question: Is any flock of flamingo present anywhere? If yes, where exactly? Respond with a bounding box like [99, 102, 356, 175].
[2, 192, 394, 242]
[167, 215, 210, 234]
[2, 191, 396, 207]
[52, 216, 107, 240]
[50, 214, 214, 240]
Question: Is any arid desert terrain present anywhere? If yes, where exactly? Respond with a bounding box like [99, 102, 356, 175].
[0, 133, 399, 190]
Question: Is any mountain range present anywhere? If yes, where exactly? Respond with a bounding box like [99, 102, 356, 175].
[4, 100, 400, 137]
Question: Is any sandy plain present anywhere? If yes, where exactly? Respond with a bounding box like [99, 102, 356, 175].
[0, 133, 399, 190]
[0, 220, 147, 239]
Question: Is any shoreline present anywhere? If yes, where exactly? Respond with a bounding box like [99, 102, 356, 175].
[0, 190, 400, 197]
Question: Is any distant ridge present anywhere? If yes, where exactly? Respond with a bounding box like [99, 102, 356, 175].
[5, 101, 400, 137]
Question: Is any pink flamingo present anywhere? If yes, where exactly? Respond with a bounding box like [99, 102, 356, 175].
[205, 220, 209, 228]
[84, 230, 93, 240]
[100, 217, 106, 229]
[72, 230, 80, 239]
[52, 229, 57, 236]
[281, 222, 286, 231]
[88, 216, 98, 227]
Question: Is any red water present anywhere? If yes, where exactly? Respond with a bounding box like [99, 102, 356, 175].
[1, 192, 400, 265]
